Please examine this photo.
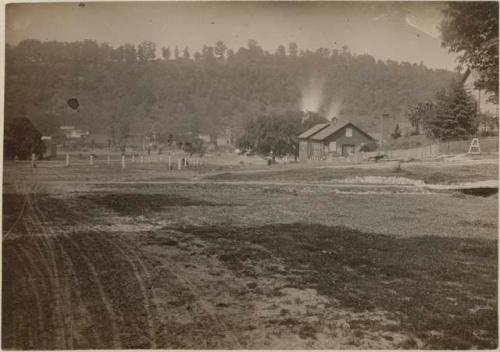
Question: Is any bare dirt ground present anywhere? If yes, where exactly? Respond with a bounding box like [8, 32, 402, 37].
[2, 158, 498, 349]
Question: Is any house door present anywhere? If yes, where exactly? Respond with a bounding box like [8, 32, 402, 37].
[342, 144, 355, 156]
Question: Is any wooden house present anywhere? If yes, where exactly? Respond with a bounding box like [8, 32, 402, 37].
[298, 122, 376, 161]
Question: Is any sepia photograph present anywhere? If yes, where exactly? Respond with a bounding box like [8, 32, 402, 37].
[2, 1, 499, 349]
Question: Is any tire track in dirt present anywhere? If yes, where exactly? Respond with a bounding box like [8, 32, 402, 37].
[3, 187, 29, 240]
[31, 189, 166, 348]
[111, 226, 244, 348]
[3, 182, 57, 348]
[63, 194, 244, 348]
[3, 181, 118, 349]
[30, 190, 121, 349]
[4, 181, 244, 348]
[23, 184, 72, 348]
[59, 202, 160, 348]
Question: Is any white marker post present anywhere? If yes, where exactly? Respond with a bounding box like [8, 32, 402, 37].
[66, 153, 70, 168]
[121, 155, 126, 169]
[90, 154, 94, 165]
[31, 153, 36, 168]
[178, 159, 182, 170]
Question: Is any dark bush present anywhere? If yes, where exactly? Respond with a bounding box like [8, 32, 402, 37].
[5, 117, 45, 160]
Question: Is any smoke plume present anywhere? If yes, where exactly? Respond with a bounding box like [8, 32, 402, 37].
[326, 97, 343, 121]
[300, 75, 325, 113]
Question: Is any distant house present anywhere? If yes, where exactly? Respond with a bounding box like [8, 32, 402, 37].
[212, 129, 234, 150]
[59, 125, 87, 139]
[298, 122, 376, 161]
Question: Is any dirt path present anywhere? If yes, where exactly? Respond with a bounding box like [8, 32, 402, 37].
[3, 178, 496, 349]
[3, 181, 256, 349]
[3, 181, 159, 349]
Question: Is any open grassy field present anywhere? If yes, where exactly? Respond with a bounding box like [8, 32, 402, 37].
[2, 158, 498, 349]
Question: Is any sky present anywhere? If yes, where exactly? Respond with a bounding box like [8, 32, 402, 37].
[6, 1, 460, 70]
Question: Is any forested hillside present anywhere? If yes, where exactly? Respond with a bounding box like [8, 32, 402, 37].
[5, 39, 457, 141]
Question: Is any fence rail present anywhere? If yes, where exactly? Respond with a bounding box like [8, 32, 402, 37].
[362, 137, 498, 161]
[11, 153, 205, 170]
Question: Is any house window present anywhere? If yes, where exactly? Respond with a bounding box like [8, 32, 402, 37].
[346, 128, 352, 137]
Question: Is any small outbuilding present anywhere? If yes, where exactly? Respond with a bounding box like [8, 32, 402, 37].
[298, 121, 376, 161]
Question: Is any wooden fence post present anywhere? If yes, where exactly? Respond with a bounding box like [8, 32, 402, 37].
[121, 155, 126, 169]
[90, 154, 94, 165]
[107, 155, 110, 165]
[65, 153, 70, 167]
[178, 159, 182, 170]
[168, 156, 171, 170]
[31, 153, 36, 168]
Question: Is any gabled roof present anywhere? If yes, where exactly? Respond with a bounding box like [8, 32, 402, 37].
[310, 122, 375, 141]
[297, 123, 330, 139]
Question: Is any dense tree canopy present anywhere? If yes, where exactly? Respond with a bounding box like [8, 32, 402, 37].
[440, 2, 499, 102]
[5, 39, 456, 143]
[408, 81, 478, 141]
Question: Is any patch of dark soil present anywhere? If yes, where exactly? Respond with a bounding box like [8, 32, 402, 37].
[79, 193, 228, 216]
[175, 223, 498, 349]
[458, 187, 498, 197]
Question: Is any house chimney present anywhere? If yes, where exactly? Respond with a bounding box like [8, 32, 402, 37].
[331, 116, 338, 125]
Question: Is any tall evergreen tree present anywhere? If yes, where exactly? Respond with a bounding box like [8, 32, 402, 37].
[423, 82, 478, 140]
